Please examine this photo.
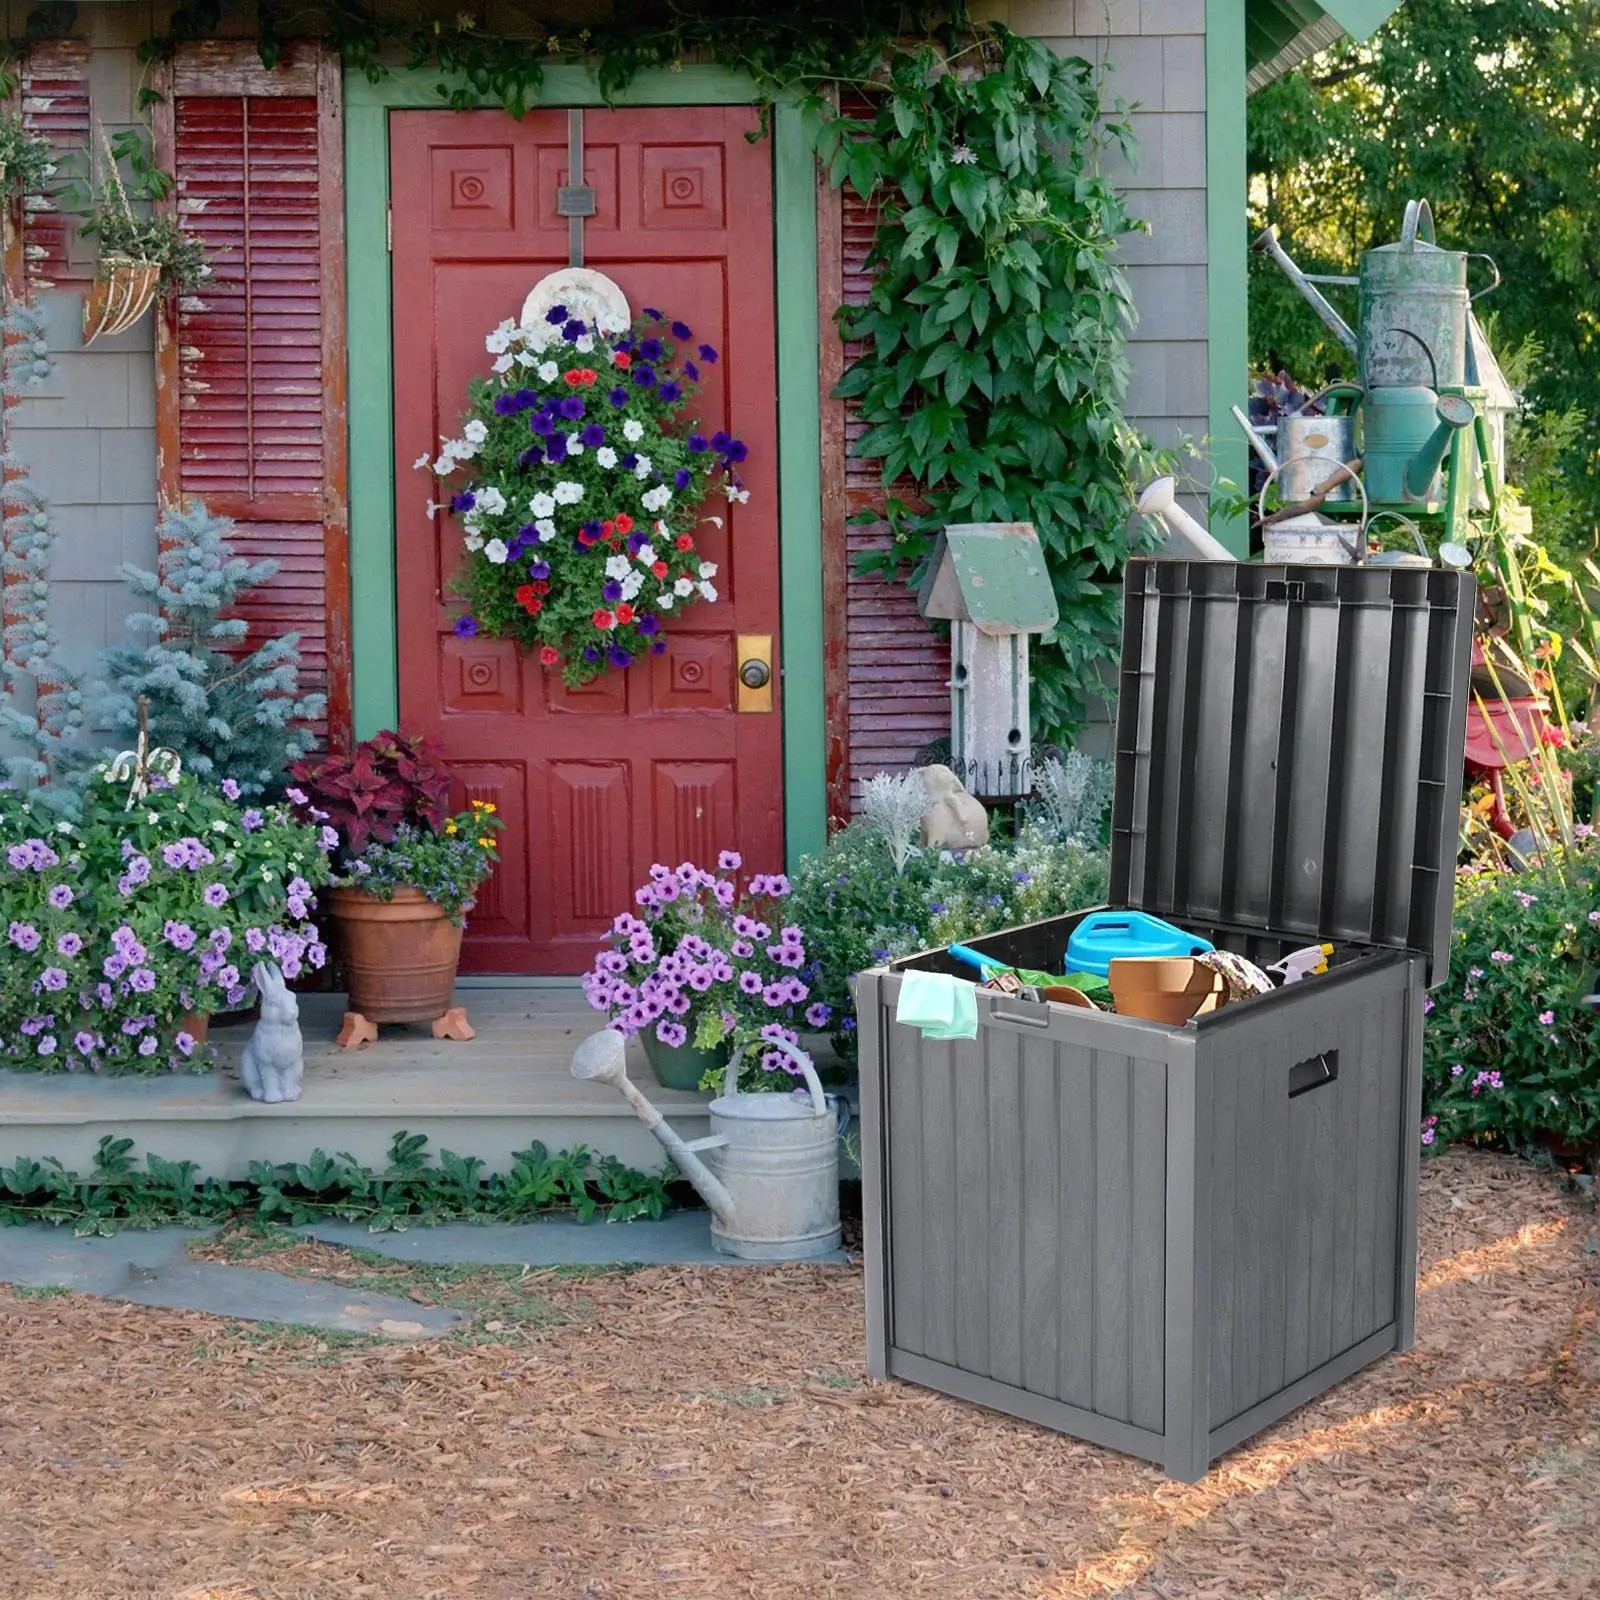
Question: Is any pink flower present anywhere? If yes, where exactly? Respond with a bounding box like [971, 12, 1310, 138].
[1538, 1010, 1555, 1026]
[718, 850, 742, 871]
[1490, 950, 1513, 963]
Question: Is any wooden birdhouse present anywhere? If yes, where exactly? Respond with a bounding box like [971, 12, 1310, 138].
[916, 523, 1058, 798]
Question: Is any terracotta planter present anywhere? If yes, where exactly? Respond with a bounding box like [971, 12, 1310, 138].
[1108, 957, 1226, 1026]
[328, 886, 462, 1023]
[178, 1012, 209, 1044]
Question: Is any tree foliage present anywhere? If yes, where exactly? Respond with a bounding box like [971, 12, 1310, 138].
[1247, 0, 1600, 560]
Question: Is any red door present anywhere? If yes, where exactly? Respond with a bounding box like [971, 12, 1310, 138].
[391, 108, 783, 974]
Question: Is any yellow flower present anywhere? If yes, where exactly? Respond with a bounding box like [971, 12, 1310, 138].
[445, 820, 459, 835]
[477, 836, 492, 848]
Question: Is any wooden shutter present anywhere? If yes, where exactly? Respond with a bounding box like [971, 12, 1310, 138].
[17, 39, 92, 290]
[820, 94, 947, 818]
[153, 42, 350, 749]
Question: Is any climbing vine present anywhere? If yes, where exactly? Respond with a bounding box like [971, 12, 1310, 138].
[6, 1, 1152, 735]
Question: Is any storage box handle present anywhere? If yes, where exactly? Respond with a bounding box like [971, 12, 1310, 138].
[1288, 1049, 1339, 1098]
[988, 1004, 1053, 1031]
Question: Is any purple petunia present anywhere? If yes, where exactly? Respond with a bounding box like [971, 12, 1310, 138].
[739, 970, 764, 995]
[559, 395, 586, 420]
[805, 1002, 832, 1029]
[602, 580, 624, 603]
[546, 304, 569, 325]
[454, 615, 479, 638]
[203, 883, 229, 908]
[451, 490, 477, 514]
[563, 318, 585, 342]
[687, 434, 708, 453]
[220, 778, 241, 801]
[655, 1020, 688, 1049]
[175, 1031, 196, 1058]
[138, 1035, 159, 1057]
[659, 382, 682, 404]
[579, 423, 606, 446]
[633, 367, 656, 388]
[56, 932, 83, 956]
[670, 321, 692, 340]
[241, 809, 264, 832]
[529, 559, 551, 580]
[8, 921, 40, 953]
[608, 387, 629, 407]
[699, 344, 718, 363]
[547, 432, 570, 463]
[164, 920, 197, 952]
[608, 646, 634, 670]
[674, 468, 692, 490]
[47, 885, 73, 909]
[128, 969, 156, 994]
[38, 967, 68, 992]
[684, 360, 700, 382]
[74, 1030, 96, 1055]
[639, 337, 665, 362]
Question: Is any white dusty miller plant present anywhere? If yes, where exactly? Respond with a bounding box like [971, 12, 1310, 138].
[857, 769, 929, 874]
[1028, 751, 1114, 844]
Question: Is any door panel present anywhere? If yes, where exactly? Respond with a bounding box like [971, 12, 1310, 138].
[391, 108, 782, 973]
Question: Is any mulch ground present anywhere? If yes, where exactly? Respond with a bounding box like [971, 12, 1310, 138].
[1, 1150, 1597, 1600]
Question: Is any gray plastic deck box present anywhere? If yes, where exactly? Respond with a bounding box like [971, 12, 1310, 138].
[857, 559, 1475, 1481]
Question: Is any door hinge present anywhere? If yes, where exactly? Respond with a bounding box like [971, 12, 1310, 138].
[386, 203, 392, 253]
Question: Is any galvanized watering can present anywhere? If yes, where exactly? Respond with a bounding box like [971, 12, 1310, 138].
[1255, 199, 1499, 393]
[571, 1030, 842, 1261]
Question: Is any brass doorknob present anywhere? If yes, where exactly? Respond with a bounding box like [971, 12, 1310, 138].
[739, 658, 771, 690]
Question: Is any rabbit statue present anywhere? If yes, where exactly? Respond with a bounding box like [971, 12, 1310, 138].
[239, 962, 305, 1103]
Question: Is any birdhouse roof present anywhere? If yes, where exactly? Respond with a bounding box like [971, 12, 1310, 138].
[916, 523, 1059, 634]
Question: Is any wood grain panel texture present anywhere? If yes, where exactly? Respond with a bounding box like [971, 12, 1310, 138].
[834, 94, 946, 807]
[158, 44, 350, 748]
[19, 41, 92, 290]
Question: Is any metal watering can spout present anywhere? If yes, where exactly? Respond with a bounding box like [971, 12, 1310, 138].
[1136, 476, 1235, 563]
[1403, 391, 1476, 501]
[1253, 224, 1358, 356]
[570, 1029, 737, 1228]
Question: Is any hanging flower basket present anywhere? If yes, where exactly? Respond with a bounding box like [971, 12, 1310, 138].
[82, 254, 161, 345]
[418, 301, 751, 686]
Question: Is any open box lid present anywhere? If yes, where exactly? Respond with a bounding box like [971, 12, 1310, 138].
[1109, 560, 1476, 986]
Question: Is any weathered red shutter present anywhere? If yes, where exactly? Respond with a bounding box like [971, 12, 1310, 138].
[154, 42, 350, 749]
[821, 94, 947, 817]
[17, 39, 92, 290]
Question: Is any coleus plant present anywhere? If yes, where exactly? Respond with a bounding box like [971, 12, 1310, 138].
[287, 730, 452, 855]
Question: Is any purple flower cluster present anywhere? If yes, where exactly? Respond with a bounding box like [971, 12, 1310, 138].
[582, 856, 819, 1088]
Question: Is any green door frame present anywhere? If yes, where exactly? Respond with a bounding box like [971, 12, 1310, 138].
[344, 66, 827, 866]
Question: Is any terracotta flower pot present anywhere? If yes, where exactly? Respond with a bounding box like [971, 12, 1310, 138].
[178, 1012, 209, 1044]
[1108, 957, 1226, 1026]
[328, 886, 463, 1023]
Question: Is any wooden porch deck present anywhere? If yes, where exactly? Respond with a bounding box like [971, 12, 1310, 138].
[0, 984, 715, 1179]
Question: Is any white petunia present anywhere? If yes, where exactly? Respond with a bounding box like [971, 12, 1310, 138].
[697, 561, 717, 579]
[636, 543, 656, 565]
[492, 354, 515, 374]
[464, 534, 485, 552]
[452, 439, 478, 460]
[674, 577, 694, 597]
[633, 454, 653, 478]
[463, 419, 488, 443]
[485, 324, 514, 355]
[553, 481, 584, 506]
[598, 310, 628, 335]
[605, 554, 632, 581]
[622, 419, 645, 443]
[656, 591, 675, 611]
[574, 333, 594, 353]
[698, 581, 719, 603]
[641, 485, 673, 513]
[596, 447, 618, 469]
[484, 539, 509, 564]
[477, 486, 507, 515]
[733, 488, 750, 504]
[425, 503, 439, 520]
[567, 441, 585, 456]
[529, 492, 557, 519]
[534, 519, 557, 541]
[412, 452, 431, 470]
[621, 572, 644, 601]
[433, 455, 457, 476]
[538, 361, 560, 383]
[516, 351, 536, 367]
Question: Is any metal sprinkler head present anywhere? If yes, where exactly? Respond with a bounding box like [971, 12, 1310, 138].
[570, 1027, 628, 1086]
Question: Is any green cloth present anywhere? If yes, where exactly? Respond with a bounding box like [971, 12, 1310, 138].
[895, 971, 980, 1040]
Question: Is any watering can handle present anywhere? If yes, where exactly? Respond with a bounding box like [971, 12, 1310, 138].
[725, 1040, 829, 1116]
[1467, 253, 1502, 302]
[1400, 199, 1435, 249]
[1256, 456, 1368, 557]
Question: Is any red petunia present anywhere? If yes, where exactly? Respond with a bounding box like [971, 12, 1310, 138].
[530, 579, 550, 596]
[651, 560, 669, 579]
[515, 585, 535, 606]
[539, 645, 560, 666]
[593, 608, 614, 630]
[602, 519, 616, 537]
[577, 528, 597, 547]
[524, 596, 543, 615]
[613, 352, 632, 370]
[615, 603, 635, 625]
[614, 513, 635, 534]
[675, 534, 694, 552]
[580, 368, 598, 385]
[564, 369, 583, 386]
